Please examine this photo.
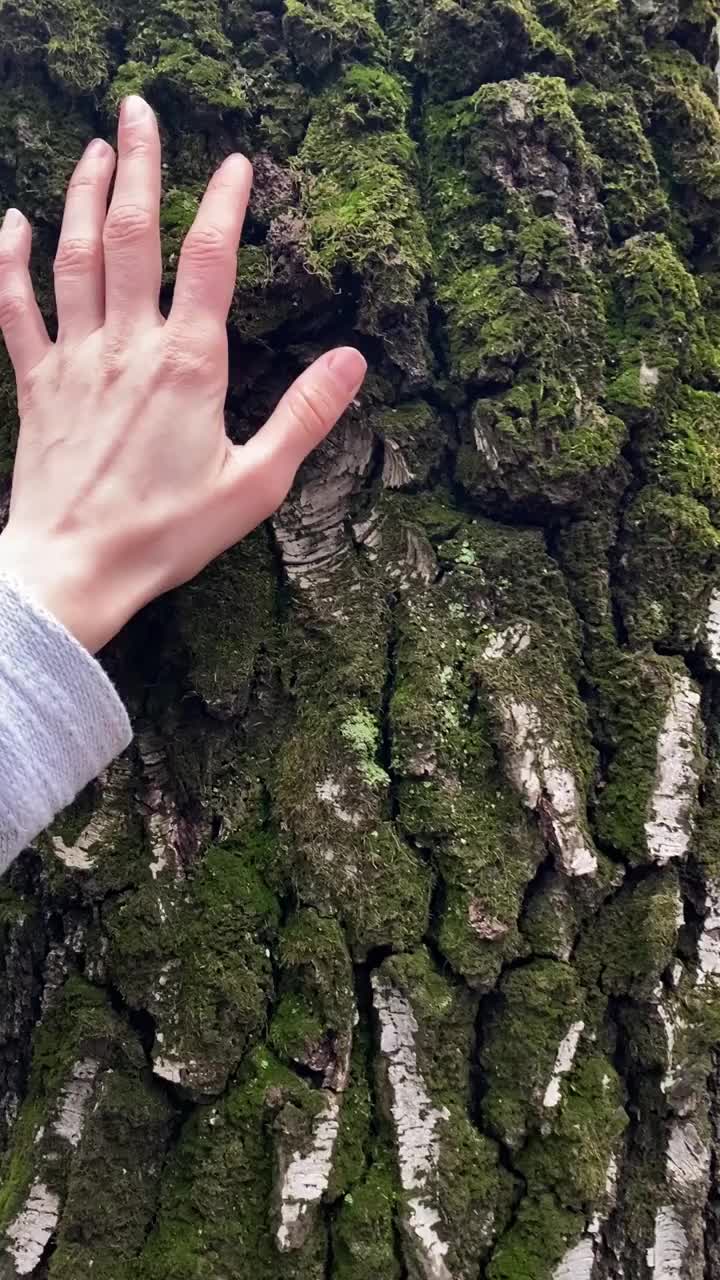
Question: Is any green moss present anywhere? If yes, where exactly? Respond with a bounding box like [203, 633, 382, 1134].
[608, 233, 704, 379]
[283, 0, 385, 72]
[328, 1031, 373, 1201]
[0, 980, 148, 1235]
[269, 994, 324, 1064]
[0, 1098, 46, 1230]
[105, 844, 280, 1096]
[487, 1193, 584, 1280]
[415, 0, 571, 103]
[332, 1160, 400, 1280]
[618, 489, 720, 649]
[646, 46, 720, 234]
[0, 0, 117, 92]
[297, 67, 431, 335]
[435, 1112, 514, 1275]
[424, 76, 628, 508]
[139, 1048, 311, 1278]
[648, 386, 720, 509]
[375, 950, 512, 1274]
[48, 1073, 174, 1279]
[480, 961, 582, 1150]
[379, 948, 478, 1098]
[390, 539, 551, 988]
[593, 651, 677, 858]
[110, 43, 249, 114]
[519, 1053, 627, 1210]
[578, 868, 680, 999]
[0, 80, 94, 225]
[273, 699, 431, 958]
[173, 532, 276, 716]
[572, 86, 668, 239]
[269, 910, 355, 1075]
[371, 400, 446, 490]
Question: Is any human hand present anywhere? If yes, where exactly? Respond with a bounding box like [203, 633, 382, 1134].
[0, 95, 366, 653]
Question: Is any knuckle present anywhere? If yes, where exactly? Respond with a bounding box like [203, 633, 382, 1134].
[103, 202, 154, 247]
[181, 223, 231, 265]
[101, 334, 129, 383]
[0, 245, 19, 274]
[160, 340, 207, 383]
[54, 235, 100, 275]
[0, 288, 27, 329]
[287, 380, 332, 440]
[19, 363, 43, 404]
[68, 170, 98, 195]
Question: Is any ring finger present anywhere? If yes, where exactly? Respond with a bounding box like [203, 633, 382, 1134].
[54, 138, 116, 342]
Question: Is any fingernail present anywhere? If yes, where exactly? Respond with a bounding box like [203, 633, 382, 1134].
[86, 137, 110, 158]
[326, 347, 367, 394]
[2, 208, 23, 232]
[122, 94, 149, 124]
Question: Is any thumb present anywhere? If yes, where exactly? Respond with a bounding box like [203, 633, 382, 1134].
[241, 346, 367, 475]
[212, 346, 367, 546]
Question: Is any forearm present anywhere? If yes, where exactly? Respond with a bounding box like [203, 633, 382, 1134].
[0, 574, 132, 873]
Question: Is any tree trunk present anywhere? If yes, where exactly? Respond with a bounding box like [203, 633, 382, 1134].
[2, 1, 720, 1276]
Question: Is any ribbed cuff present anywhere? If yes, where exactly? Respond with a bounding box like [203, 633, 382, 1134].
[0, 573, 132, 872]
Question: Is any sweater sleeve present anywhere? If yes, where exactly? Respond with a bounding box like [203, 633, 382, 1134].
[0, 574, 132, 874]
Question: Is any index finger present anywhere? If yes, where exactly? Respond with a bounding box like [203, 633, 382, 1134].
[167, 153, 252, 335]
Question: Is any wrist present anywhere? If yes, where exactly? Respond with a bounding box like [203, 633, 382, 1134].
[0, 530, 132, 653]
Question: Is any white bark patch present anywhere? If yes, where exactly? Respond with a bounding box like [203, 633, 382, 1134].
[52, 817, 104, 870]
[481, 623, 531, 661]
[383, 438, 414, 488]
[277, 1094, 341, 1251]
[153, 1055, 187, 1086]
[315, 778, 362, 827]
[468, 899, 509, 941]
[52, 1058, 99, 1147]
[543, 1021, 585, 1109]
[705, 588, 720, 670]
[138, 733, 191, 879]
[639, 358, 660, 388]
[5, 1181, 60, 1275]
[656, 995, 679, 1095]
[495, 699, 597, 877]
[274, 420, 374, 590]
[716, 16, 720, 106]
[51, 760, 131, 870]
[372, 974, 452, 1280]
[645, 674, 701, 865]
[697, 880, 720, 984]
[554, 1152, 618, 1279]
[651, 1207, 688, 1279]
[553, 1237, 595, 1280]
[651, 1121, 711, 1278]
[473, 422, 502, 471]
[666, 1122, 710, 1189]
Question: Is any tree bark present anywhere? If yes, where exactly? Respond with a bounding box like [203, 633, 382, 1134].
[2, 1, 720, 1277]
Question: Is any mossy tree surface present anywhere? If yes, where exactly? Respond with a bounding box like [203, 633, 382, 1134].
[2, 1, 720, 1277]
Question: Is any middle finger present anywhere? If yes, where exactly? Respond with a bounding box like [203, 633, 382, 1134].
[103, 95, 162, 331]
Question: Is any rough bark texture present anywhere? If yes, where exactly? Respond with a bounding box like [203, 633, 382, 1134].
[2, 1, 720, 1277]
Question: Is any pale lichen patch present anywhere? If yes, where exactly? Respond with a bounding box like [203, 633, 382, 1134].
[276, 1093, 342, 1251]
[496, 699, 597, 877]
[52, 1057, 99, 1147]
[645, 673, 701, 865]
[372, 973, 453, 1280]
[543, 1020, 585, 1109]
[5, 1181, 60, 1276]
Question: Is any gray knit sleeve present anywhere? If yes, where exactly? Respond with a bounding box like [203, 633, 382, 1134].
[0, 574, 132, 874]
